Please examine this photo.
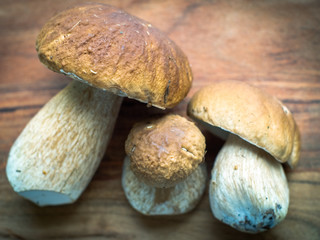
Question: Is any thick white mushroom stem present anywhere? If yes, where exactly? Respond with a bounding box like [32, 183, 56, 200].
[209, 134, 289, 233]
[122, 156, 207, 215]
[6, 80, 122, 206]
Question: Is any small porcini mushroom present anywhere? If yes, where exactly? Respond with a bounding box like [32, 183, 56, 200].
[187, 80, 301, 233]
[6, 3, 192, 206]
[122, 114, 207, 215]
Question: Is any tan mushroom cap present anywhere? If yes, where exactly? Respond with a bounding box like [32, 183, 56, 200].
[125, 114, 206, 188]
[187, 80, 300, 167]
[36, 3, 192, 109]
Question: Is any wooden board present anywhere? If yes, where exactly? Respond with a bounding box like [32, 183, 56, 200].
[0, 0, 319, 239]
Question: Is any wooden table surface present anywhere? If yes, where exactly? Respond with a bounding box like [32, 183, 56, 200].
[1, 0, 319, 239]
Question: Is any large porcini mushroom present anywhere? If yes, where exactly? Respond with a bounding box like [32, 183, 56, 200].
[122, 114, 207, 215]
[187, 80, 300, 233]
[6, 3, 192, 206]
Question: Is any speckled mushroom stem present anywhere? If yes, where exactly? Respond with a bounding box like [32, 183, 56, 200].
[6, 80, 122, 206]
[209, 134, 289, 233]
[122, 156, 207, 215]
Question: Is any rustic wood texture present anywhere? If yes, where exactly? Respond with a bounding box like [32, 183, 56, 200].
[0, 0, 319, 239]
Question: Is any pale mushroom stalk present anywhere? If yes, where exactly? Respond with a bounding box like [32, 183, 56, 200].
[6, 80, 122, 206]
[210, 134, 289, 233]
[122, 156, 207, 215]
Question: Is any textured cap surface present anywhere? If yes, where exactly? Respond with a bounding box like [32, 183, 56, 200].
[125, 114, 206, 188]
[187, 80, 300, 166]
[36, 3, 192, 109]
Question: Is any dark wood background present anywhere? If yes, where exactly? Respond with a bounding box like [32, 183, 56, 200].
[0, 0, 319, 239]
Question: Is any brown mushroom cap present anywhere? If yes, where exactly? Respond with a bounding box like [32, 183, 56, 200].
[125, 114, 206, 188]
[187, 80, 300, 167]
[36, 3, 192, 109]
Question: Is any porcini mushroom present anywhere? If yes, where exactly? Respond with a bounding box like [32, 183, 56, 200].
[122, 114, 207, 215]
[187, 80, 300, 233]
[6, 3, 192, 206]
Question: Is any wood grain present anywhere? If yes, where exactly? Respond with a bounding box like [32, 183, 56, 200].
[0, 0, 319, 239]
